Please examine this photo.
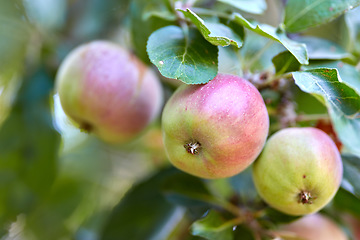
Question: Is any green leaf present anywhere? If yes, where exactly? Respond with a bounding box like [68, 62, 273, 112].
[218, 0, 267, 14]
[162, 170, 216, 207]
[293, 84, 328, 115]
[100, 168, 184, 240]
[272, 51, 301, 75]
[332, 62, 360, 92]
[130, 0, 175, 62]
[147, 25, 218, 84]
[303, 61, 360, 98]
[330, 109, 360, 157]
[143, 3, 177, 21]
[240, 31, 285, 72]
[303, 63, 360, 157]
[0, 0, 31, 124]
[293, 69, 360, 117]
[179, 9, 243, 48]
[261, 208, 300, 225]
[231, 13, 309, 65]
[0, 0, 30, 76]
[218, 46, 242, 75]
[296, 36, 351, 60]
[233, 225, 255, 240]
[334, 188, 360, 218]
[284, 0, 360, 33]
[292, 68, 360, 157]
[25, 135, 115, 239]
[257, 207, 301, 233]
[345, 6, 360, 54]
[0, 68, 60, 227]
[191, 210, 234, 240]
[303, 15, 349, 50]
[229, 167, 259, 204]
[342, 154, 360, 198]
[26, 177, 87, 239]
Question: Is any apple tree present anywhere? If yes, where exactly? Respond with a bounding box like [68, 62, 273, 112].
[1, 0, 360, 239]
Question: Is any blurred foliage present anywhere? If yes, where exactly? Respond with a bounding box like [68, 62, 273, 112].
[190, 210, 233, 240]
[129, 0, 175, 63]
[0, 0, 31, 124]
[100, 167, 184, 240]
[342, 154, 360, 198]
[0, 67, 60, 234]
[284, 0, 360, 33]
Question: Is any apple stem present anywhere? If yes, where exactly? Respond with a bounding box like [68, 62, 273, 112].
[184, 141, 201, 155]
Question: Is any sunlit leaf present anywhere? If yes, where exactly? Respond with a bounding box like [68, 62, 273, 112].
[218, 0, 267, 14]
[293, 69, 360, 118]
[232, 13, 308, 64]
[304, 61, 360, 97]
[284, 0, 360, 32]
[296, 36, 351, 60]
[147, 25, 218, 84]
[179, 9, 243, 48]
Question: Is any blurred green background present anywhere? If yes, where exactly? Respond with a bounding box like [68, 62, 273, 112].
[0, 1, 173, 239]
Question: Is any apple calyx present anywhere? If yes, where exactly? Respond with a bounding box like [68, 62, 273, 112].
[79, 121, 93, 133]
[298, 190, 315, 204]
[184, 141, 201, 155]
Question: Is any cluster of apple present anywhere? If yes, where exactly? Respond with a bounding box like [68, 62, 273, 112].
[56, 41, 343, 220]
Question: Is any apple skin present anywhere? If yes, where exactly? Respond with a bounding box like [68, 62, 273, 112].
[162, 74, 269, 179]
[276, 214, 347, 240]
[343, 215, 360, 240]
[56, 41, 163, 143]
[253, 127, 343, 216]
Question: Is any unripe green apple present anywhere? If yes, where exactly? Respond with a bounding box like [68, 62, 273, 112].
[276, 214, 347, 240]
[162, 74, 269, 179]
[56, 41, 163, 143]
[253, 127, 343, 216]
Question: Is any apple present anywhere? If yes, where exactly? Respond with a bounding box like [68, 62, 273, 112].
[343, 214, 360, 240]
[162, 73, 269, 179]
[253, 127, 343, 216]
[56, 41, 163, 143]
[274, 214, 347, 240]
